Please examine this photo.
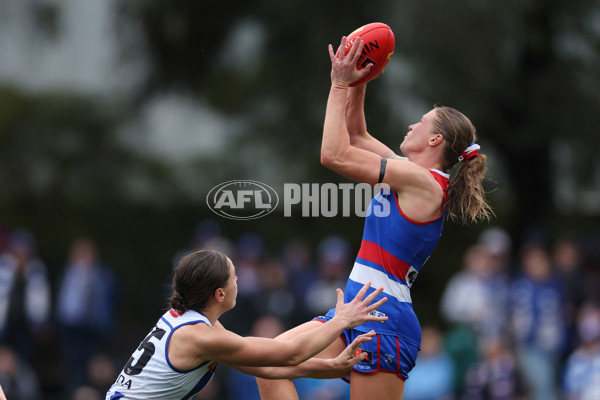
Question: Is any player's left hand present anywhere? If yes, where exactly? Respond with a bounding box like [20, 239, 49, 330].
[329, 36, 373, 87]
[330, 330, 375, 372]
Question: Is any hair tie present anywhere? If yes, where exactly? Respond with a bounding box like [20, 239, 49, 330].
[458, 142, 480, 162]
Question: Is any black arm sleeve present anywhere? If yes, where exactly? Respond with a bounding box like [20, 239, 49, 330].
[378, 158, 387, 184]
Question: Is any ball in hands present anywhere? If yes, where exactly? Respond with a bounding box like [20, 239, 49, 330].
[343, 22, 395, 87]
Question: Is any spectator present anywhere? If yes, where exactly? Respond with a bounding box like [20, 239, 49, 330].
[86, 353, 117, 395]
[193, 220, 235, 258]
[478, 227, 513, 273]
[70, 385, 102, 400]
[287, 236, 356, 400]
[562, 302, 600, 400]
[280, 239, 317, 325]
[254, 257, 296, 325]
[509, 242, 566, 400]
[441, 227, 512, 395]
[304, 236, 351, 316]
[55, 237, 117, 395]
[552, 236, 587, 355]
[441, 243, 509, 339]
[219, 232, 264, 336]
[227, 315, 285, 400]
[0, 345, 40, 400]
[443, 324, 479, 397]
[582, 242, 600, 305]
[403, 325, 454, 400]
[190, 219, 224, 250]
[173, 220, 233, 269]
[462, 336, 526, 400]
[234, 232, 265, 298]
[0, 229, 51, 361]
[552, 236, 586, 311]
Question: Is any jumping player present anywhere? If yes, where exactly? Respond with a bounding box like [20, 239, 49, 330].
[105, 249, 388, 400]
[257, 36, 492, 400]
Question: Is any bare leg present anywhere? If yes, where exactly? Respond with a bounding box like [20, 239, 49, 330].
[350, 370, 405, 400]
[256, 320, 347, 400]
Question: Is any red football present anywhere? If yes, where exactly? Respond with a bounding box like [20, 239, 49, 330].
[343, 22, 395, 87]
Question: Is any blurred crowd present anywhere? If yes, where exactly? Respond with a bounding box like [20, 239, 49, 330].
[0, 219, 599, 400]
[0, 224, 117, 400]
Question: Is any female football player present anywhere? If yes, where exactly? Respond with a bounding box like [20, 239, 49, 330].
[106, 249, 387, 400]
[257, 36, 492, 400]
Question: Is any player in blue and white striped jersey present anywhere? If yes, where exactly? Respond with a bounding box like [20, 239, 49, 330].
[106, 249, 387, 400]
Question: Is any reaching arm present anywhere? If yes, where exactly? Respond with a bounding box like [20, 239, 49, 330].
[322, 37, 432, 196]
[321, 82, 384, 185]
[230, 331, 375, 379]
[346, 85, 403, 159]
[180, 282, 386, 368]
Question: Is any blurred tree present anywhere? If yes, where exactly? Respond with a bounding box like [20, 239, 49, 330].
[399, 0, 600, 239]
[115, 1, 395, 180]
[116, 0, 600, 241]
[0, 84, 209, 322]
[0, 86, 132, 211]
[106, 2, 600, 328]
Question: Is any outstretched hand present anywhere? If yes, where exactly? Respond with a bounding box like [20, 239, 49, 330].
[328, 36, 374, 88]
[334, 281, 388, 328]
[330, 330, 376, 372]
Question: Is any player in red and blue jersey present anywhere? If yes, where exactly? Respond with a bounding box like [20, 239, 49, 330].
[257, 37, 492, 400]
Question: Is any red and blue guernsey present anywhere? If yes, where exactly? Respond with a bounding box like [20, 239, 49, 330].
[346, 169, 450, 348]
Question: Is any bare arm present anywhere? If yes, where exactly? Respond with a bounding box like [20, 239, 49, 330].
[230, 331, 375, 379]
[322, 37, 437, 204]
[346, 84, 403, 159]
[203, 284, 385, 367]
[173, 283, 387, 369]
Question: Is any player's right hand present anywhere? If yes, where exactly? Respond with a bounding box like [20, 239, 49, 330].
[334, 281, 388, 328]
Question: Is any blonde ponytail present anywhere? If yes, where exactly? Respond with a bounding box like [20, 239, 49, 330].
[434, 106, 494, 224]
[445, 153, 493, 224]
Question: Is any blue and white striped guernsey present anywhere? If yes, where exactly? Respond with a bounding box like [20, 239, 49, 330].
[106, 309, 217, 400]
[345, 169, 450, 347]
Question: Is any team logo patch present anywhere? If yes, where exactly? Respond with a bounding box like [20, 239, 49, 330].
[405, 266, 419, 288]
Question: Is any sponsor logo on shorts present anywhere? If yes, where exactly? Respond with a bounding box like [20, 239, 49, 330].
[354, 349, 374, 365]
